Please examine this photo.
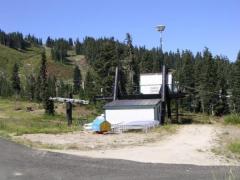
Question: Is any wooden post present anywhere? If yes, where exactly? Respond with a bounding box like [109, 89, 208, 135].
[161, 65, 166, 102]
[113, 67, 119, 101]
[167, 97, 172, 121]
[176, 99, 179, 123]
[160, 65, 166, 125]
[66, 93, 73, 126]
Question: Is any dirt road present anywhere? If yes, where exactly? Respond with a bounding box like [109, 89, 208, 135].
[1, 138, 239, 180]
[55, 124, 239, 166]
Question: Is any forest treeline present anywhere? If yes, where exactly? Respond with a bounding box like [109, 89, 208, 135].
[0, 29, 42, 49]
[0, 29, 240, 116]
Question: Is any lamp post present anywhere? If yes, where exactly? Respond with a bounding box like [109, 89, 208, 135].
[156, 25, 167, 125]
[156, 25, 165, 51]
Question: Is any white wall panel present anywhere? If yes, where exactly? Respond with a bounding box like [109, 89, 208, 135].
[140, 73, 173, 94]
[105, 109, 155, 124]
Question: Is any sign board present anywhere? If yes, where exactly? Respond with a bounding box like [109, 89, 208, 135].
[140, 73, 173, 94]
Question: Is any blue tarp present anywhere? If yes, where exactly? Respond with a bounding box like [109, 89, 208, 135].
[92, 116, 105, 132]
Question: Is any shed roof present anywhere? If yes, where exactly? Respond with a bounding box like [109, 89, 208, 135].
[104, 99, 161, 109]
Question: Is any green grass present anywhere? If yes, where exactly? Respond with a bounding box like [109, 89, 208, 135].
[0, 44, 92, 137]
[152, 124, 178, 134]
[0, 45, 42, 76]
[179, 112, 214, 124]
[224, 114, 240, 124]
[0, 44, 87, 81]
[0, 98, 82, 136]
[228, 141, 240, 154]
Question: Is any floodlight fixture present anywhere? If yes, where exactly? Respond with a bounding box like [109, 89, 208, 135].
[156, 25, 165, 32]
[156, 24, 166, 51]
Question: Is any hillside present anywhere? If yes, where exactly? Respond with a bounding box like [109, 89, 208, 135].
[0, 45, 88, 81]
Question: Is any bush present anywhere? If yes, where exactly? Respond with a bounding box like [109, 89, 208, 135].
[228, 141, 240, 154]
[224, 114, 240, 124]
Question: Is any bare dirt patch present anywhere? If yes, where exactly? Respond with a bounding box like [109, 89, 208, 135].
[17, 126, 177, 151]
[16, 124, 239, 166]
[49, 125, 239, 166]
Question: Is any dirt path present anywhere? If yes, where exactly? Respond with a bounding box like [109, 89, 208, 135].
[53, 124, 239, 166]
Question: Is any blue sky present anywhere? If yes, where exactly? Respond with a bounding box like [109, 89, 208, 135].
[0, 0, 239, 61]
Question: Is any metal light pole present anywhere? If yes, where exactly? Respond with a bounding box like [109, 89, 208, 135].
[156, 25, 167, 125]
[156, 25, 165, 51]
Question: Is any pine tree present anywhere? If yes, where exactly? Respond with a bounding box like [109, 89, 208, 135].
[192, 52, 203, 112]
[39, 51, 54, 115]
[75, 38, 82, 55]
[47, 76, 57, 97]
[57, 79, 66, 97]
[45, 85, 55, 115]
[85, 69, 98, 100]
[11, 63, 21, 95]
[214, 56, 230, 115]
[25, 74, 36, 100]
[198, 48, 217, 114]
[73, 66, 81, 94]
[68, 38, 73, 47]
[232, 51, 240, 113]
[93, 38, 117, 96]
[0, 72, 12, 97]
[50, 38, 69, 63]
[123, 33, 139, 94]
[178, 51, 194, 111]
[39, 51, 47, 101]
[46, 36, 54, 47]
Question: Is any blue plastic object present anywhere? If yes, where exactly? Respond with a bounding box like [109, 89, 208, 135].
[92, 116, 105, 132]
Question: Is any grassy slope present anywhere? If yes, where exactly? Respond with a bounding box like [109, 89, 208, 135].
[0, 45, 88, 81]
[66, 53, 89, 81]
[0, 45, 94, 137]
[0, 45, 40, 76]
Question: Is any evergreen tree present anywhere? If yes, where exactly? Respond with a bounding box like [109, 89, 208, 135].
[123, 33, 139, 94]
[139, 48, 154, 73]
[0, 72, 12, 97]
[35, 75, 41, 102]
[25, 74, 36, 100]
[213, 56, 229, 115]
[198, 48, 217, 114]
[39, 51, 47, 101]
[46, 36, 54, 47]
[85, 69, 98, 100]
[73, 66, 81, 94]
[11, 63, 21, 95]
[57, 80, 66, 97]
[47, 76, 57, 97]
[75, 38, 82, 55]
[152, 48, 163, 73]
[232, 51, 240, 113]
[192, 52, 203, 112]
[178, 51, 194, 111]
[39, 51, 54, 115]
[68, 38, 73, 47]
[93, 38, 117, 96]
[50, 38, 69, 63]
[45, 87, 55, 115]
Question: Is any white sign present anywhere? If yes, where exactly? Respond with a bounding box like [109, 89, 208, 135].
[140, 73, 172, 94]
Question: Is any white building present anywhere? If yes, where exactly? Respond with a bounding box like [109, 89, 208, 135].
[104, 99, 161, 124]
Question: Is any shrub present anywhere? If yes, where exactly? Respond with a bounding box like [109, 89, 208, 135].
[224, 114, 240, 124]
[228, 141, 240, 154]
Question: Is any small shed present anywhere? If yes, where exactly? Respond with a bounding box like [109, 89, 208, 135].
[103, 99, 161, 124]
[92, 118, 111, 133]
